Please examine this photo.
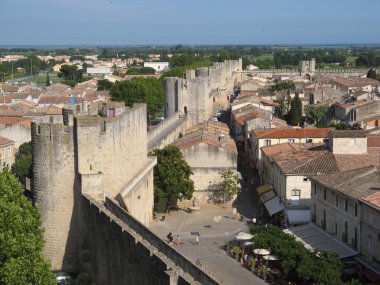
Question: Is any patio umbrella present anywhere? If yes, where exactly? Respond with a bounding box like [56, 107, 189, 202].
[235, 232, 254, 240]
[263, 254, 278, 261]
[253, 248, 271, 255]
[244, 241, 254, 246]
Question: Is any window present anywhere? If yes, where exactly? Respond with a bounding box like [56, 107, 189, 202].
[354, 203, 357, 217]
[345, 199, 348, 212]
[314, 184, 317, 195]
[288, 139, 295, 143]
[306, 138, 313, 143]
[324, 189, 326, 200]
[1, 149, 4, 158]
[8, 147, 11, 156]
[335, 223, 338, 236]
[291, 189, 301, 206]
[264, 140, 271, 146]
[336, 195, 339, 207]
[303, 177, 308, 182]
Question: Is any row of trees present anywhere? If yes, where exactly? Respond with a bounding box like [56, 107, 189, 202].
[0, 56, 58, 82]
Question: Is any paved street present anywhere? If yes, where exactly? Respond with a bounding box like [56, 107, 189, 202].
[150, 203, 267, 285]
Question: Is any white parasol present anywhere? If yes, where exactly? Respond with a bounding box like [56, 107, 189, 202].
[253, 248, 271, 255]
[263, 254, 278, 261]
[235, 232, 254, 240]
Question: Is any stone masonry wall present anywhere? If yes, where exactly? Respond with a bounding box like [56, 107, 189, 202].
[81, 195, 221, 285]
[76, 104, 148, 198]
[32, 121, 78, 272]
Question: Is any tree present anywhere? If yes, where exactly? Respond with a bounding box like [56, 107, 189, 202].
[218, 171, 240, 204]
[11, 142, 32, 186]
[97, 79, 114, 91]
[110, 77, 164, 118]
[58, 64, 82, 82]
[287, 92, 303, 126]
[304, 105, 327, 125]
[152, 145, 194, 212]
[0, 169, 55, 285]
[46, 73, 50, 86]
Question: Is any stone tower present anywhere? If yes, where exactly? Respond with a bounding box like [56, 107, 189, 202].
[32, 102, 156, 272]
[164, 59, 242, 126]
[300, 58, 316, 77]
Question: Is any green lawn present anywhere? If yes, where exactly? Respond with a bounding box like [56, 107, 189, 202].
[22, 72, 63, 84]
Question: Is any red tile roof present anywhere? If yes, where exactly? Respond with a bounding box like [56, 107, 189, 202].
[362, 192, 380, 209]
[0, 117, 31, 128]
[0, 136, 14, 146]
[255, 128, 330, 139]
[368, 136, 380, 148]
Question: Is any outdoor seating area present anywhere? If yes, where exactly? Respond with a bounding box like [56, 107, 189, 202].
[225, 225, 360, 284]
[225, 232, 282, 283]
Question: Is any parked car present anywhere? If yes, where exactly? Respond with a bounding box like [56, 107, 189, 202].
[52, 271, 72, 285]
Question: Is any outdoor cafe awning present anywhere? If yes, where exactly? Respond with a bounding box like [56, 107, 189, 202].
[260, 189, 276, 203]
[257, 184, 273, 196]
[264, 196, 285, 216]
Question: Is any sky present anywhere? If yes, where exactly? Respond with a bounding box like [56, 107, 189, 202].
[1, 0, 379, 46]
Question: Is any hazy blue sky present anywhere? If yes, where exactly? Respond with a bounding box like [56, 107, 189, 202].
[1, 0, 379, 45]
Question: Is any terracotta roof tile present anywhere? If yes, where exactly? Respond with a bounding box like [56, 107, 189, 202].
[255, 128, 330, 139]
[0, 117, 31, 128]
[361, 192, 380, 209]
[330, 130, 367, 138]
[310, 166, 380, 200]
[0, 136, 14, 146]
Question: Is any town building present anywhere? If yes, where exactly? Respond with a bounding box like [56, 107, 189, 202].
[0, 136, 15, 170]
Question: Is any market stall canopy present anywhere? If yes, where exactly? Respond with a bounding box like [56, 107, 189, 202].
[264, 196, 285, 216]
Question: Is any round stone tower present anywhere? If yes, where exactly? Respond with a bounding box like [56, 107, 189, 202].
[164, 77, 177, 118]
[32, 119, 79, 272]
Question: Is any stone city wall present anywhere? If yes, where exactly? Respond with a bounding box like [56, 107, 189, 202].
[148, 112, 187, 151]
[81, 194, 221, 285]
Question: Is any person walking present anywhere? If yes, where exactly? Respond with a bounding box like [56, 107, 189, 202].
[195, 233, 200, 246]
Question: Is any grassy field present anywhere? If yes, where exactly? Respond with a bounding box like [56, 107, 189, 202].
[22, 72, 63, 84]
[254, 54, 273, 61]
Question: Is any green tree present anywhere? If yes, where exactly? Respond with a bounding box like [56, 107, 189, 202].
[126, 67, 155, 75]
[304, 105, 327, 125]
[46, 73, 50, 87]
[11, 142, 32, 186]
[110, 77, 164, 118]
[0, 169, 55, 285]
[97, 79, 114, 91]
[58, 64, 82, 82]
[152, 145, 194, 212]
[287, 92, 303, 126]
[218, 171, 240, 204]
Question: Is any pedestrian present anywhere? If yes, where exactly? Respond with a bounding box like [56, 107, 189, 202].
[167, 232, 173, 244]
[195, 233, 199, 246]
[175, 234, 182, 245]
